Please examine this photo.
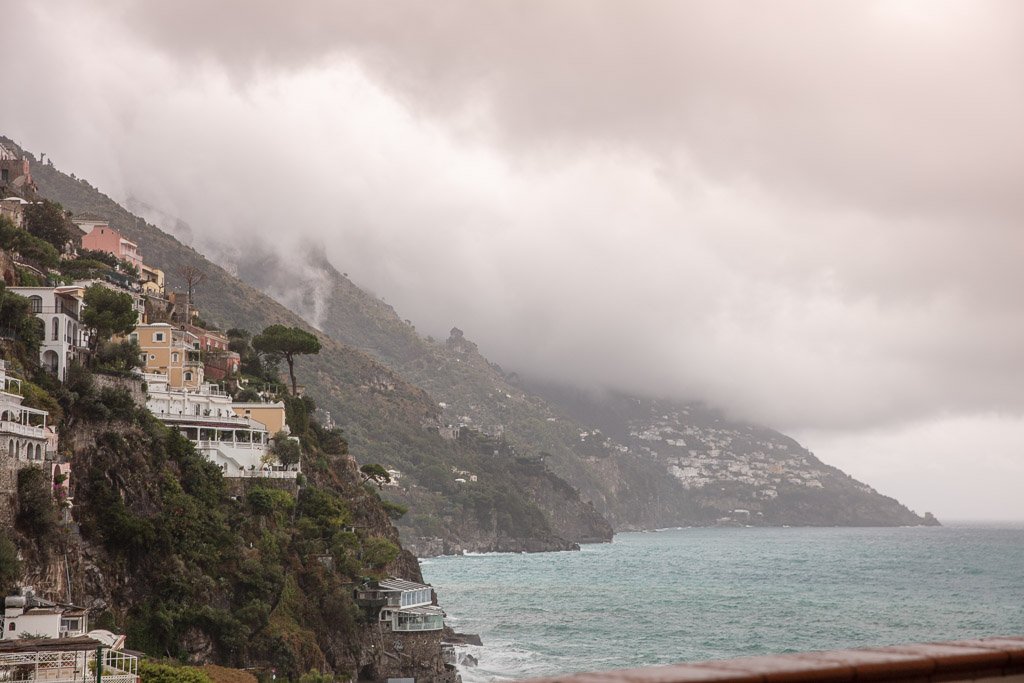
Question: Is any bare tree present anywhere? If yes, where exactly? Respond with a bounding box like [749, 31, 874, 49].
[174, 263, 207, 323]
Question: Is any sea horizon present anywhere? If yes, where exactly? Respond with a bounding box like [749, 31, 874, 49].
[423, 525, 1024, 681]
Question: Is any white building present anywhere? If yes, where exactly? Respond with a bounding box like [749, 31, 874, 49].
[356, 578, 445, 632]
[8, 286, 87, 380]
[0, 635, 137, 683]
[0, 360, 51, 462]
[144, 373, 299, 479]
[1, 588, 87, 641]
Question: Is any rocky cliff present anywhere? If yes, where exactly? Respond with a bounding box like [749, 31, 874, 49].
[17, 135, 937, 560]
[8, 370, 453, 681]
[13, 136, 611, 555]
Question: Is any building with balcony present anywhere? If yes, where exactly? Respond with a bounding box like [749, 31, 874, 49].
[8, 286, 86, 380]
[140, 263, 164, 295]
[355, 578, 445, 632]
[75, 221, 143, 270]
[131, 323, 202, 389]
[1, 587, 87, 641]
[144, 372, 298, 479]
[0, 196, 28, 228]
[0, 636, 137, 683]
[0, 143, 33, 193]
[0, 360, 50, 463]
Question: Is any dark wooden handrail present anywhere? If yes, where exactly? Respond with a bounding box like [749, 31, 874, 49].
[519, 637, 1024, 683]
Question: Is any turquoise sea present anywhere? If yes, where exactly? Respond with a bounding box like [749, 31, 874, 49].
[420, 525, 1024, 681]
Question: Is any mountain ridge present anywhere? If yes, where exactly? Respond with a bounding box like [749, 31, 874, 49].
[13, 137, 612, 554]
[20, 137, 937, 547]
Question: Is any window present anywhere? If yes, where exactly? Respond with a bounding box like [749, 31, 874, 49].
[8, 622, 14, 631]
[148, 354, 156, 360]
[129, 333, 138, 342]
[184, 372, 193, 381]
[28, 296, 42, 313]
[51, 317, 59, 341]
[154, 332, 165, 342]
[171, 352, 179, 363]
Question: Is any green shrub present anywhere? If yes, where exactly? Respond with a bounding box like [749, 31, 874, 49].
[380, 499, 407, 520]
[360, 537, 399, 570]
[16, 467, 59, 546]
[138, 661, 213, 683]
[0, 531, 20, 594]
[270, 432, 301, 467]
[95, 339, 143, 374]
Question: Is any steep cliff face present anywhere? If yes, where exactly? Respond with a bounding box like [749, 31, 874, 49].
[20, 135, 936, 552]
[192, 247, 935, 530]
[8, 370, 452, 681]
[527, 385, 936, 528]
[16, 138, 609, 555]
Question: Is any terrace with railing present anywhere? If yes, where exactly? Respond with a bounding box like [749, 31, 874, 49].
[0, 643, 137, 683]
[30, 304, 81, 322]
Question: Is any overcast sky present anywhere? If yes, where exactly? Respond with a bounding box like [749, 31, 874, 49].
[4, 1, 1023, 520]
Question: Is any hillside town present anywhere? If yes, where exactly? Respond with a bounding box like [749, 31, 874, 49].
[0, 143, 455, 682]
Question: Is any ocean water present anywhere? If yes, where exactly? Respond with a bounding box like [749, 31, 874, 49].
[420, 525, 1024, 681]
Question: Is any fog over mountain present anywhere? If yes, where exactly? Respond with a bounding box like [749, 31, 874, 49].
[4, 1, 1023, 519]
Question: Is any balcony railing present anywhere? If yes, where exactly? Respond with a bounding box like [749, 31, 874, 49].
[30, 305, 80, 322]
[0, 420, 48, 438]
[0, 647, 138, 683]
[518, 637, 1024, 683]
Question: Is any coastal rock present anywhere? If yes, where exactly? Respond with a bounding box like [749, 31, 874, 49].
[443, 629, 483, 647]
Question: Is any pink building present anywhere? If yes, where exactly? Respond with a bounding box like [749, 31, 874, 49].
[77, 222, 143, 270]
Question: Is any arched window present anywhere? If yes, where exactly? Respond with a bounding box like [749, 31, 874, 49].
[52, 317, 59, 341]
[7, 440, 13, 457]
[184, 371, 193, 382]
[28, 296, 42, 313]
[171, 352, 179, 363]
[36, 444, 42, 460]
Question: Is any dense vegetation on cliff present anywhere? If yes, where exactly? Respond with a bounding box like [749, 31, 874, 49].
[15, 134, 934, 558]
[15, 137, 609, 553]
[0, 228, 423, 676]
[5, 351, 418, 677]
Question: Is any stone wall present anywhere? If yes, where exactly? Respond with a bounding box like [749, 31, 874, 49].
[0, 442, 37, 527]
[223, 476, 298, 498]
[0, 453, 16, 526]
[93, 373, 147, 405]
[361, 625, 458, 683]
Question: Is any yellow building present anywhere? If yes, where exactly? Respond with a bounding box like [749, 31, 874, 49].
[231, 402, 288, 434]
[131, 323, 203, 389]
[140, 264, 165, 296]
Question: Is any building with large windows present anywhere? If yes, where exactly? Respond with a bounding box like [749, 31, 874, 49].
[355, 578, 445, 632]
[131, 323, 203, 389]
[7, 286, 86, 381]
[0, 360, 50, 464]
[143, 372, 297, 479]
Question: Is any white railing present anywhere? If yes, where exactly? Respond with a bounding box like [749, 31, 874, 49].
[195, 439, 265, 450]
[392, 617, 445, 632]
[0, 648, 138, 683]
[237, 469, 300, 479]
[158, 414, 256, 427]
[0, 420, 48, 438]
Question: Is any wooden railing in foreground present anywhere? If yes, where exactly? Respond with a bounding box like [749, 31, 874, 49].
[519, 637, 1024, 683]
